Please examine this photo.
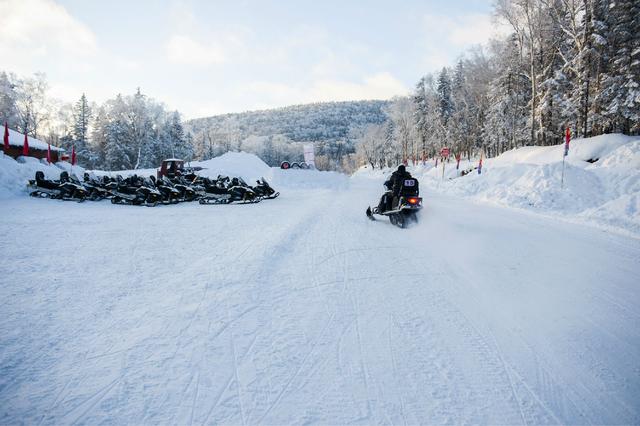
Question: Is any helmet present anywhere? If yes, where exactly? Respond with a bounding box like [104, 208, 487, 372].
[397, 165, 406, 173]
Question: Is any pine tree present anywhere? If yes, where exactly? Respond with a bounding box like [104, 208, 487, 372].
[436, 68, 454, 128]
[71, 93, 93, 165]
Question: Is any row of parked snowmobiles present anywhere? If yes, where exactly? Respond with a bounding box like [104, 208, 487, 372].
[27, 171, 279, 206]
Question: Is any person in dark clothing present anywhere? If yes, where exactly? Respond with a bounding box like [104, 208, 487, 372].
[377, 165, 413, 213]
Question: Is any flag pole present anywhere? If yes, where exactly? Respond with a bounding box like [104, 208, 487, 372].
[561, 153, 566, 189]
[561, 127, 570, 189]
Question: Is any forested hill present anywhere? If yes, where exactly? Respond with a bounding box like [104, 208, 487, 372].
[186, 100, 389, 143]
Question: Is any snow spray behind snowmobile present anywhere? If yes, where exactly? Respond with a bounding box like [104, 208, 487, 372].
[366, 176, 422, 228]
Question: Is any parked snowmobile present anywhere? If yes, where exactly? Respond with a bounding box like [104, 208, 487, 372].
[198, 176, 233, 204]
[227, 177, 261, 204]
[252, 178, 279, 199]
[83, 172, 110, 200]
[149, 176, 181, 204]
[28, 171, 88, 201]
[108, 175, 162, 206]
[366, 176, 422, 228]
[170, 175, 199, 202]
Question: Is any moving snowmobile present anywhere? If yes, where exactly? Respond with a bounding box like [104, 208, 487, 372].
[28, 171, 88, 201]
[366, 166, 422, 228]
[252, 178, 279, 199]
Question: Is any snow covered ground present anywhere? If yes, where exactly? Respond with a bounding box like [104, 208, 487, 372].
[1, 150, 639, 424]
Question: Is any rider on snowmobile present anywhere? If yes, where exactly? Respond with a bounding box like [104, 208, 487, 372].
[377, 164, 413, 213]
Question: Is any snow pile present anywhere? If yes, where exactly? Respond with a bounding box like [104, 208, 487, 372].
[193, 152, 272, 183]
[193, 151, 348, 190]
[0, 152, 79, 199]
[415, 134, 640, 235]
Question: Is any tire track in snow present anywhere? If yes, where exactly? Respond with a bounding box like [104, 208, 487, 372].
[256, 312, 337, 424]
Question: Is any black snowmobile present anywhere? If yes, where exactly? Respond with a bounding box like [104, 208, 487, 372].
[199, 176, 261, 205]
[170, 175, 199, 202]
[366, 176, 422, 228]
[252, 178, 279, 199]
[108, 175, 162, 206]
[149, 176, 182, 204]
[198, 176, 233, 204]
[228, 177, 261, 204]
[28, 171, 88, 201]
[83, 172, 110, 201]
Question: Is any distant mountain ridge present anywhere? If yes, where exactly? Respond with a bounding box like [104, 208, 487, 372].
[186, 100, 390, 143]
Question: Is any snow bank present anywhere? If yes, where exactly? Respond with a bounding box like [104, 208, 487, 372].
[394, 134, 640, 236]
[0, 152, 80, 199]
[193, 152, 272, 183]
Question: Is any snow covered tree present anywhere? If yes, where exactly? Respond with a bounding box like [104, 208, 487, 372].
[160, 111, 194, 161]
[73, 94, 91, 149]
[14, 72, 50, 138]
[0, 71, 19, 127]
[67, 93, 94, 165]
[436, 67, 454, 131]
[599, 0, 640, 133]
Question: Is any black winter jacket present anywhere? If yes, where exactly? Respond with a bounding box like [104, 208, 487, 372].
[384, 170, 413, 194]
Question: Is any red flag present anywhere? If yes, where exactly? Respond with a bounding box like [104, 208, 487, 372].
[47, 143, 52, 163]
[455, 153, 461, 170]
[71, 145, 76, 165]
[478, 152, 484, 174]
[564, 127, 571, 157]
[23, 133, 29, 156]
[3, 122, 8, 152]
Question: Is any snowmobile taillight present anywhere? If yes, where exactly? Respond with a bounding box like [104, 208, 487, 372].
[407, 197, 420, 205]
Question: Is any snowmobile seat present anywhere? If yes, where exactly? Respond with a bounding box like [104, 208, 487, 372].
[36, 171, 60, 190]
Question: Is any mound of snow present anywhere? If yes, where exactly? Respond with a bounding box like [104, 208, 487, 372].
[413, 134, 640, 235]
[0, 153, 79, 199]
[193, 152, 272, 183]
[193, 152, 349, 190]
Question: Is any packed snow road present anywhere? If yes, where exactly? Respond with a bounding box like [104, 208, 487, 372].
[1, 174, 639, 424]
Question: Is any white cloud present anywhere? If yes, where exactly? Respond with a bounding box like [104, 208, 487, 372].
[166, 35, 226, 66]
[241, 72, 408, 109]
[311, 72, 408, 102]
[423, 13, 510, 47]
[0, 0, 97, 68]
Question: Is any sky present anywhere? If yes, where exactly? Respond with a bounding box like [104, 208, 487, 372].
[0, 0, 506, 119]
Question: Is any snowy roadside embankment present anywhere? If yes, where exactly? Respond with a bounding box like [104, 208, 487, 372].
[0, 152, 82, 199]
[359, 134, 640, 236]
